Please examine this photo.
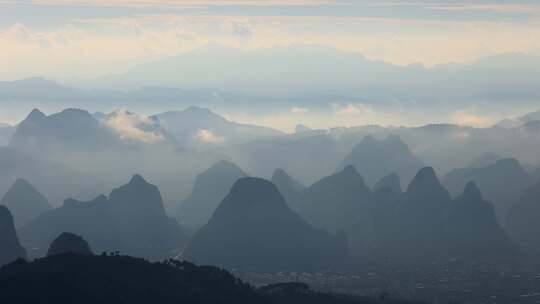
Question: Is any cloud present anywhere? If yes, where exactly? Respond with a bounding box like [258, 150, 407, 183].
[290, 106, 310, 113]
[104, 109, 166, 143]
[2, 0, 540, 80]
[332, 103, 369, 115]
[451, 110, 493, 127]
[194, 129, 226, 144]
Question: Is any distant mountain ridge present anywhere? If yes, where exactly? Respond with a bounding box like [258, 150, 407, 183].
[0, 178, 51, 228]
[443, 158, 534, 225]
[270, 168, 305, 207]
[154, 107, 284, 147]
[177, 160, 247, 229]
[0, 146, 108, 205]
[337, 135, 425, 187]
[75, 45, 540, 104]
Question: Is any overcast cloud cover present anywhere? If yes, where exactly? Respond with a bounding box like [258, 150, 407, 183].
[1, 0, 540, 81]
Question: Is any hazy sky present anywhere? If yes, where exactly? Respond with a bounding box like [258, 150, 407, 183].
[1, 0, 540, 81]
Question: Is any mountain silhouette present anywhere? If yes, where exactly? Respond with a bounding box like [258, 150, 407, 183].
[0, 178, 51, 228]
[0, 206, 27, 266]
[108, 174, 186, 257]
[443, 182, 516, 261]
[20, 175, 188, 259]
[182, 177, 348, 272]
[373, 173, 402, 194]
[0, 146, 108, 206]
[444, 158, 533, 225]
[294, 165, 373, 234]
[337, 135, 425, 187]
[154, 107, 283, 147]
[375, 167, 452, 262]
[19, 195, 118, 258]
[469, 152, 501, 168]
[270, 168, 305, 206]
[507, 181, 540, 256]
[47, 232, 93, 256]
[359, 168, 517, 263]
[177, 160, 247, 229]
[225, 134, 343, 187]
[10, 108, 120, 153]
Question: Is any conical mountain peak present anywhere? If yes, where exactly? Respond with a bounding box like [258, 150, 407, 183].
[408, 167, 438, 190]
[221, 177, 285, 210]
[109, 174, 165, 218]
[405, 167, 450, 203]
[271, 168, 289, 181]
[340, 165, 362, 179]
[183, 178, 348, 272]
[25, 108, 46, 122]
[462, 181, 483, 201]
[128, 174, 147, 185]
[271, 168, 305, 206]
[177, 160, 247, 229]
[209, 160, 245, 174]
[1, 178, 51, 228]
[11, 178, 37, 191]
[47, 232, 94, 257]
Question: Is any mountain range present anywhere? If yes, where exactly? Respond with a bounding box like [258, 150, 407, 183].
[337, 135, 425, 187]
[361, 168, 516, 263]
[182, 177, 348, 272]
[443, 158, 534, 225]
[154, 107, 283, 147]
[76, 45, 540, 106]
[19, 175, 189, 259]
[0, 146, 108, 205]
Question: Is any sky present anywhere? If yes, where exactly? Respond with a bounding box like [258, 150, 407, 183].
[1, 0, 540, 81]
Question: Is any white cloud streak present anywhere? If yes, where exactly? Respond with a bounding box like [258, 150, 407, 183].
[104, 109, 166, 143]
[194, 129, 226, 144]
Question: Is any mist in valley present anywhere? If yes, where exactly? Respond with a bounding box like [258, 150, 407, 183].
[1, 1, 540, 304]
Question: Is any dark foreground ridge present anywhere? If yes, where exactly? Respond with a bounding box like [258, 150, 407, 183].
[0, 253, 423, 304]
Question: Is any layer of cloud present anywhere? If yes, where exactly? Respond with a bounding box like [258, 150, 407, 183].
[290, 106, 310, 113]
[104, 109, 166, 143]
[194, 129, 226, 144]
[1, 0, 540, 81]
[451, 110, 493, 127]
